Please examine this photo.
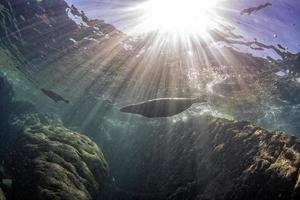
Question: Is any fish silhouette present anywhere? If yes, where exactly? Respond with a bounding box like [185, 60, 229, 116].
[41, 88, 69, 104]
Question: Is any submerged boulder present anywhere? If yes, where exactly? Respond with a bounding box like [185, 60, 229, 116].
[7, 114, 108, 200]
[146, 116, 300, 200]
[0, 75, 36, 161]
[106, 115, 300, 200]
[0, 188, 5, 200]
[0, 74, 14, 129]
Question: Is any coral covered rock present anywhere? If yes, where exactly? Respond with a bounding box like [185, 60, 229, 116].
[7, 115, 108, 200]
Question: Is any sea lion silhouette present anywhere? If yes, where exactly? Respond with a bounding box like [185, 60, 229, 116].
[41, 88, 69, 104]
[120, 96, 207, 118]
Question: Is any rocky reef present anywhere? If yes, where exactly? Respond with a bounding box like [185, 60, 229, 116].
[0, 75, 109, 200]
[155, 117, 300, 200]
[97, 115, 300, 200]
[0, 74, 36, 124]
[0, 74, 36, 160]
[6, 114, 108, 200]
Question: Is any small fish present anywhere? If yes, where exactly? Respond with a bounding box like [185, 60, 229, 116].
[120, 96, 207, 118]
[241, 2, 272, 15]
[41, 88, 69, 104]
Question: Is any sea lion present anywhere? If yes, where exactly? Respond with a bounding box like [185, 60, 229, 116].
[120, 96, 206, 118]
[41, 88, 69, 104]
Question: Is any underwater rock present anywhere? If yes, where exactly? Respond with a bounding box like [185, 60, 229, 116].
[0, 75, 36, 126]
[10, 101, 37, 116]
[0, 75, 14, 128]
[114, 115, 300, 200]
[0, 188, 5, 200]
[7, 114, 108, 200]
[0, 75, 36, 161]
[0, 74, 36, 150]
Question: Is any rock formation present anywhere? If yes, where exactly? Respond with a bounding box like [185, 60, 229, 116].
[0, 75, 109, 200]
[0, 188, 5, 200]
[116, 115, 300, 200]
[0, 74, 36, 127]
[6, 114, 109, 200]
[0, 74, 14, 129]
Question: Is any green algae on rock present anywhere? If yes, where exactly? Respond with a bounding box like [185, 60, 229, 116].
[7, 115, 109, 200]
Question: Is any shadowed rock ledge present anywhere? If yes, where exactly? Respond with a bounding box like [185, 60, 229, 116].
[6, 114, 108, 200]
[133, 116, 300, 200]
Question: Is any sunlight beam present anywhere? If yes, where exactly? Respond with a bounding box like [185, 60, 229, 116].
[132, 0, 225, 37]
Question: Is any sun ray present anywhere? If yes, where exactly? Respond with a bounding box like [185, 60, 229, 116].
[128, 0, 226, 38]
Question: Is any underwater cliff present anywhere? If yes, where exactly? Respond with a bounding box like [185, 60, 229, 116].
[1, 0, 300, 200]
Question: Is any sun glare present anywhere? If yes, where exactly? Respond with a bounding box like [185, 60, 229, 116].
[133, 0, 224, 36]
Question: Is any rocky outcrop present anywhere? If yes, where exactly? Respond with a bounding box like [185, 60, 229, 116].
[0, 74, 14, 131]
[0, 188, 5, 200]
[0, 76, 109, 200]
[6, 114, 108, 200]
[0, 74, 36, 129]
[100, 115, 300, 200]
[136, 116, 300, 200]
[0, 75, 36, 160]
